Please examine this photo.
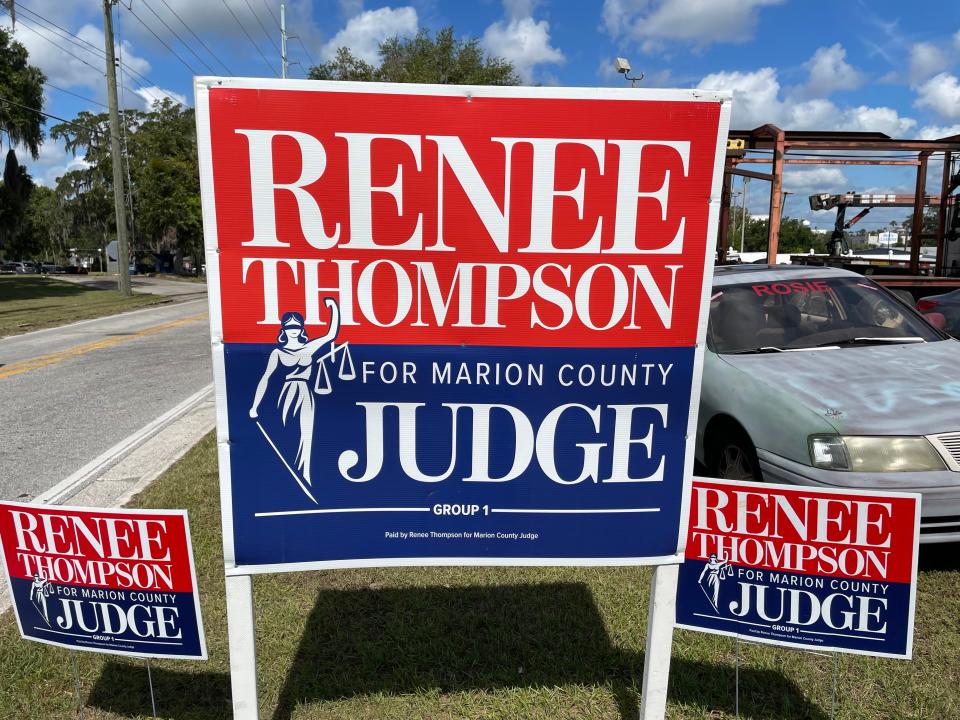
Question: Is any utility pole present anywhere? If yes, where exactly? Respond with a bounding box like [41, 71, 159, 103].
[102, 0, 131, 296]
[740, 177, 749, 254]
[280, 3, 288, 79]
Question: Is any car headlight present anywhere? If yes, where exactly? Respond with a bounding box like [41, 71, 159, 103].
[808, 435, 947, 472]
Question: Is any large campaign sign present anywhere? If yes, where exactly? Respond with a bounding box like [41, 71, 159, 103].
[675, 479, 920, 658]
[0, 503, 206, 659]
[195, 79, 730, 571]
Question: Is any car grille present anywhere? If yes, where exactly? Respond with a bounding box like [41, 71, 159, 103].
[921, 515, 960, 537]
[929, 432, 960, 471]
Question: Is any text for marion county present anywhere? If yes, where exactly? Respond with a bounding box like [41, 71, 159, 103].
[235, 131, 693, 331]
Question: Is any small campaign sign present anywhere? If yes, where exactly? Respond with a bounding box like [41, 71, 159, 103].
[196, 79, 730, 571]
[675, 478, 920, 659]
[0, 502, 207, 660]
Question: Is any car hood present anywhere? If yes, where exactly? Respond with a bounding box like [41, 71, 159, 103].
[719, 340, 960, 436]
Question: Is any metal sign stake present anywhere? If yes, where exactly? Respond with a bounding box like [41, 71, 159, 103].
[69, 650, 83, 718]
[831, 651, 839, 719]
[734, 636, 740, 720]
[146, 659, 158, 718]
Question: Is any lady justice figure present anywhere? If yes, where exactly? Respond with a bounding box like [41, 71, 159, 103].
[249, 298, 340, 486]
[698, 552, 730, 611]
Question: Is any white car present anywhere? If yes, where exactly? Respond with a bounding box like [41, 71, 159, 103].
[697, 265, 960, 543]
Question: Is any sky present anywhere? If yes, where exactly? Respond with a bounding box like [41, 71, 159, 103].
[6, 0, 960, 232]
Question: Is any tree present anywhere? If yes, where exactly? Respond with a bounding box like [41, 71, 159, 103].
[309, 27, 519, 85]
[130, 100, 202, 267]
[724, 208, 825, 255]
[0, 149, 33, 255]
[51, 100, 203, 269]
[22, 185, 61, 262]
[0, 27, 45, 159]
[0, 28, 45, 257]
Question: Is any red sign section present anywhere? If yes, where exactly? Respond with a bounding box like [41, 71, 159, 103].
[687, 479, 917, 582]
[206, 89, 721, 347]
[0, 504, 195, 593]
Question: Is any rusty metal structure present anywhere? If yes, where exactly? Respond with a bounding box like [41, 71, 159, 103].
[719, 127, 960, 276]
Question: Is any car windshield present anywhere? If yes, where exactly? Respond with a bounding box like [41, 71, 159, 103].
[709, 276, 943, 354]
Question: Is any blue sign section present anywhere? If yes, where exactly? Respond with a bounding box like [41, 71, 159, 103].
[675, 559, 912, 657]
[224, 343, 695, 565]
[8, 577, 204, 658]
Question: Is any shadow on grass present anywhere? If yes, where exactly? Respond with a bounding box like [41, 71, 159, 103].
[267, 582, 827, 720]
[0, 276, 103, 301]
[83, 582, 827, 720]
[87, 662, 231, 720]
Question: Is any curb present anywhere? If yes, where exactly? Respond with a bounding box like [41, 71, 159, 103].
[35, 385, 214, 505]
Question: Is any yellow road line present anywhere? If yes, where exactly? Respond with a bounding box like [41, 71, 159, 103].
[0, 312, 208, 381]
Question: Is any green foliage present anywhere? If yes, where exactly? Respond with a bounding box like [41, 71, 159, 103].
[49, 99, 202, 266]
[309, 27, 520, 85]
[726, 206, 826, 255]
[0, 149, 35, 257]
[0, 28, 45, 255]
[0, 27, 45, 159]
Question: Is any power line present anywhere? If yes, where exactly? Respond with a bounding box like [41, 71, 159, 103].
[44, 81, 109, 110]
[12, 2, 180, 105]
[260, 0, 317, 71]
[256, 0, 315, 78]
[139, 0, 216, 75]
[0, 93, 101, 133]
[4, 9, 104, 77]
[260, 0, 279, 27]
[155, 0, 234, 75]
[294, 36, 316, 70]
[124, 4, 198, 76]
[14, 2, 102, 54]
[222, 0, 278, 76]
[242, 0, 280, 55]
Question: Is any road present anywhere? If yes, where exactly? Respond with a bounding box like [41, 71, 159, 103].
[0, 297, 212, 502]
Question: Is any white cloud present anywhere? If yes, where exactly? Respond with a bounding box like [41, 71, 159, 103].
[482, 16, 564, 83]
[832, 105, 915, 136]
[504, 0, 540, 20]
[915, 72, 960, 119]
[698, 67, 917, 135]
[134, 86, 187, 110]
[797, 44, 862, 98]
[13, 22, 151, 97]
[699, 67, 780, 127]
[918, 124, 960, 139]
[18, 139, 90, 188]
[602, 0, 783, 51]
[338, 0, 364, 18]
[783, 167, 848, 195]
[319, 6, 417, 63]
[909, 42, 950, 86]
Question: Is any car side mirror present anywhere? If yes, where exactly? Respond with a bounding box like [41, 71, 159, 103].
[923, 312, 947, 330]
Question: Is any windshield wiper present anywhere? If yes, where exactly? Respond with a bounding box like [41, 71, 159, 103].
[724, 346, 786, 355]
[808, 336, 926, 349]
[852, 336, 926, 343]
[725, 345, 846, 354]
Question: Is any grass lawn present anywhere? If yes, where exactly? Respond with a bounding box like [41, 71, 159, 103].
[1, 435, 958, 719]
[0, 276, 167, 337]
